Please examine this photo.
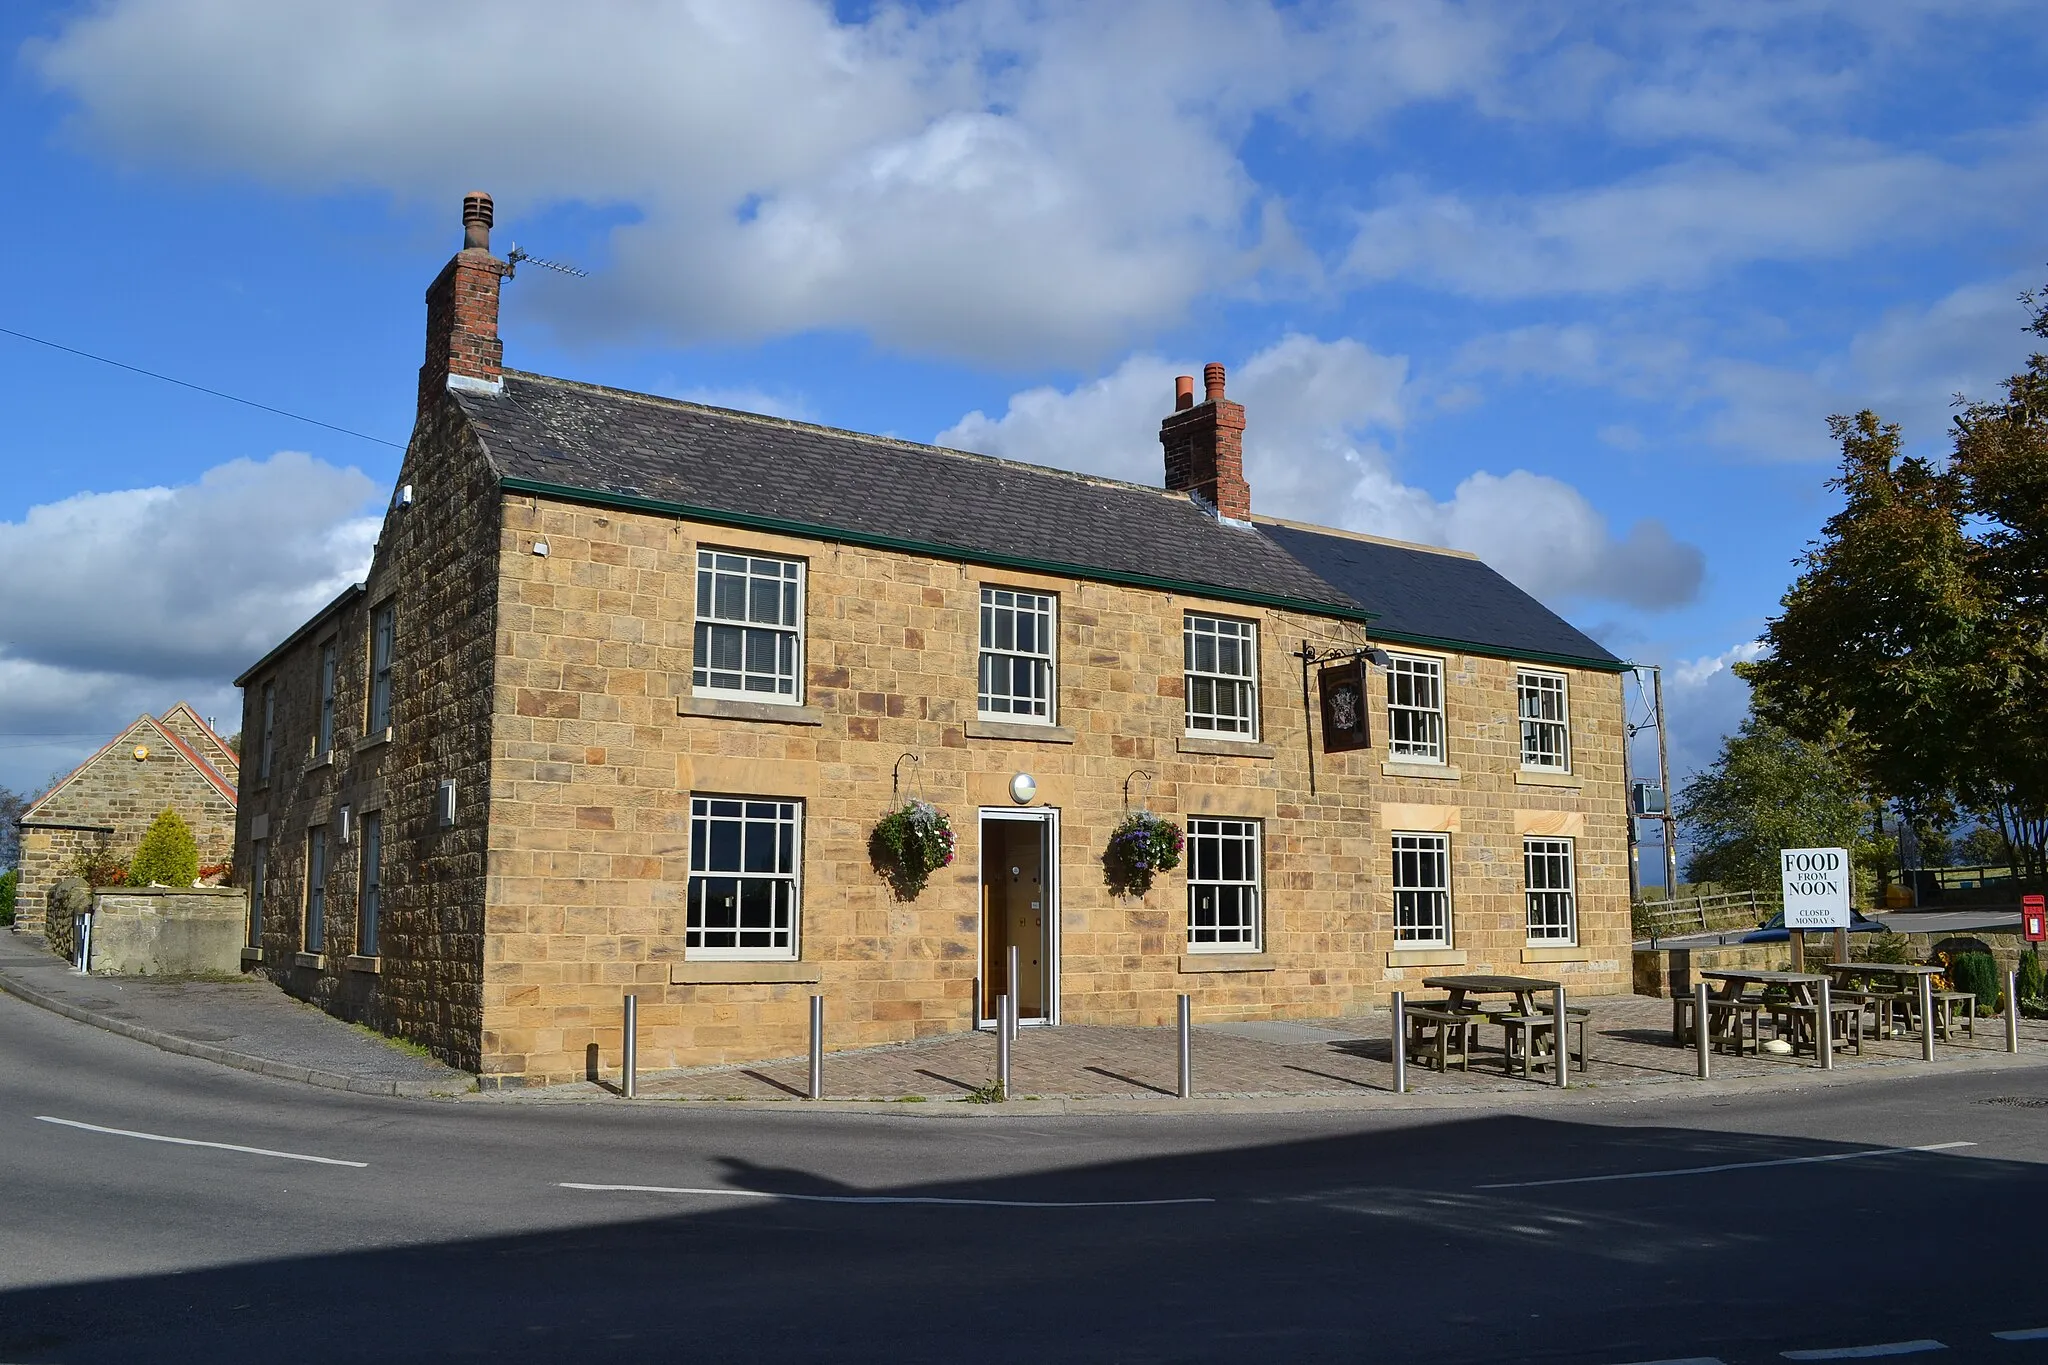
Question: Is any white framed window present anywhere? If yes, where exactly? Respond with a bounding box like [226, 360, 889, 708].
[1391, 832, 1451, 946]
[687, 797, 801, 959]
[1524, 837, 1576, 945]
[247, 837, 267, 947]
[317, 639, 337, 756]
[359, 814, 383, 957]
[259, 682, 276, 781]
[305, 827, 328, 953]
[1386, 654, 1445, 762]
[1186, 817, 1261, 951]
[1184, 614, 1258, 738]
[1518, 669, 1570, 770]
[368, 602, 396, 734]
[693, 550, 803, 701]
[978, 587, 1055, 721]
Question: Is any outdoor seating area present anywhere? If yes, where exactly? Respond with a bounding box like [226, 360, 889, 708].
[1660, 960, 2013, 1067]
[1399, 974, 1592, 1081]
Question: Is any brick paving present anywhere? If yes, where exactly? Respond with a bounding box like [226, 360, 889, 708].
[573, 993, 2048, 1103]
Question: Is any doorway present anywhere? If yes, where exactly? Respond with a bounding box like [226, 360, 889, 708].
[979, 810, 1058, 1026]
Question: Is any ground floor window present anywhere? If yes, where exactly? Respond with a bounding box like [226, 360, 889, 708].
[687, 796, 800, 958]
[1524, 837, 1577, 944]
[1391, 832, 1450, 946]
[248, 838, 266, 946]
[359, 814, 382, 957]
[305, 828, 327, 953]
[1186, 817, 1261, 950]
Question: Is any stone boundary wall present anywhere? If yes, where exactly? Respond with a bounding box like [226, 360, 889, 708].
[88, 887, 247, 976]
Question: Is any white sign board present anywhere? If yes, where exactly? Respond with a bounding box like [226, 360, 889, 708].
[1780, 847, 1851, 929]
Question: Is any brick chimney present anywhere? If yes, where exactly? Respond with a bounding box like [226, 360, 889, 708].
[417, 191, 509, 414]
[1160, 362, 1250, 521]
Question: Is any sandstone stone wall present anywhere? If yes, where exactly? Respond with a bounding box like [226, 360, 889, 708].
[88, 887, 246, 976]
[16, 716, 236, 942]
[234, 393, 501, 1070]
[478, 501, 1630, 1085]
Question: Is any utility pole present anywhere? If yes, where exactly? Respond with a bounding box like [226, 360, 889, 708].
[1623, 687, 1640, 902]
[1653, 664, 1677, 896]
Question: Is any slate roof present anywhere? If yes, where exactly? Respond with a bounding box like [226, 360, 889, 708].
[450, 371, 1624, 670]
[1258, 520, 1623, 669]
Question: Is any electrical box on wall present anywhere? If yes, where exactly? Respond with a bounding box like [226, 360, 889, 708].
[436, 779, 457, 829]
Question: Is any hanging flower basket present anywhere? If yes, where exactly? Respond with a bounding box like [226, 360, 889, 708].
[870, 799, 956, 899]
[1105, 810, 1183, 898]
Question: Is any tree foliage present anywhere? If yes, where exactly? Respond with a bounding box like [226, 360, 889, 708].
[1676, 713, 1874, 893]
[1740, 283, 2048, 887]
[127, 807, 199, 888]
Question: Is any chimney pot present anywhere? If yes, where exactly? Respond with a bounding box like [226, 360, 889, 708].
[1203, 363, 1226, 401]
[462, 191, 495, 251]
[1160, 362, 1250, 521]
[1174, 375, 1195, 411]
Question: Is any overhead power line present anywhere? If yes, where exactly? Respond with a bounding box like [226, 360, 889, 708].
[0, 324, 404, 449]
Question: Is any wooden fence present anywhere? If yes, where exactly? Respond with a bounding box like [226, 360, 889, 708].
[1632, 888, 1780, 941]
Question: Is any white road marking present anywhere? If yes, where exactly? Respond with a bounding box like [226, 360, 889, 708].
[1993, 1327, 2048, 1341]
[560, 1182, 1211, 1208]
[1613, 1357, 1727, 1364]
[37, 1115, 367, 1168]
[1781, 1342, 1945, 1359]
[1474, 1142, 1973, 1191]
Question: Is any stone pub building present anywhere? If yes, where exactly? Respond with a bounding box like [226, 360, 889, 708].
[234, 193, 1631, 1086]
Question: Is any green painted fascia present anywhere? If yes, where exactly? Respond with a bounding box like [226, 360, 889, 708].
[499, 475, 1381, 626]
[1369, 627, 1629, 674]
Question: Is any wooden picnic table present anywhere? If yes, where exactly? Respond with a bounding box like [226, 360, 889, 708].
[1420, 973, 1565, 1014]
[1688, 969, 1828, 1059]
[1824, 961, 1946, 1042]
[1417, 974, 1578, 1078]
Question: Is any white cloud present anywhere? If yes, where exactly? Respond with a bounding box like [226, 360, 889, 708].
[0, 453, 379, 791]
[940, 334, 1703, 611]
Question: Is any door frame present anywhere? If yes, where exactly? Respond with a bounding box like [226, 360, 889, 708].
[976, 806, 1061, 1029]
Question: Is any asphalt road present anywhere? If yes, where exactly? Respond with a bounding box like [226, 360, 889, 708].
[5, 988, 2048, 1364]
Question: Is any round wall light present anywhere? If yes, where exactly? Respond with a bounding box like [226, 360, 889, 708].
[1008, 772, 1038, 805]
[132, 745, 149, 761]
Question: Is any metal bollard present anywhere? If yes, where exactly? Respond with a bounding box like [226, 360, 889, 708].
[1008, 945, 1021, 1044]
[1390, 990, 1406, 1095]
[1817, 977, 1833, 1071]
[1920, 974, 1936, 1062]
[996, 993, 1011, 1099]
[1695, 981, 1711, 1080]
[1176, 993, 1192, 1099]
[621, 993, 638, 1099]
[76, 913, 93, 974]
[1553, 984, 1568, 1089]
[808, 994, 824, 1100]
[2008, 969, 2021, 1054]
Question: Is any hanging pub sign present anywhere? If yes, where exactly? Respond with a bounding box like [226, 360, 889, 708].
[1318, 658, 1372, 754]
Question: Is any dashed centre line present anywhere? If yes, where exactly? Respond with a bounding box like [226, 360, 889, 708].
[1475, 1142, 1974, 1190]
[560, 1182, 1212, 1208]
[37, 1115, 368, 1167]
[1993, 1327, 2048, 1341]
[1780, 1341, 1946, 1359]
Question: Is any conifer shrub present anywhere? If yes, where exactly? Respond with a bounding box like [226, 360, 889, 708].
[126, 808, 200, 888]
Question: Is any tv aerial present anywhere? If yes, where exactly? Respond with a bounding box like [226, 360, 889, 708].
[504, 242, 588, 279]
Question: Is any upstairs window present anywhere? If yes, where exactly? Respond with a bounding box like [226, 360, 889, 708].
[1184, 614, 1258, 738]
[1391, 832, 1451, 946]
[687, 796, 801, 959]
[1517, 669, 1570, 770]
[1386, 654, 1445, 762]
[317, 640, 337, 756]
[978, 587, 1055, 721]
[259, 682, 276, 781]
[694, 551, 803, 701]
[1524, 837, 1577, 945]
[368, 603, 396, 734]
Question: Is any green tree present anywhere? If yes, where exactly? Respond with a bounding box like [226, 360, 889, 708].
[1676, 712, 1872, 894]
[0, 868, 16, 925]
[127, 807, 200, 888]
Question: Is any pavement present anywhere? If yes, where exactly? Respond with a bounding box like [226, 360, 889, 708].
[0, 927, 471, 1097]
[5, 983, 2048, 1364]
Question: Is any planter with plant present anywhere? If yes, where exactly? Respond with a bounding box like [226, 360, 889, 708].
[1104, 810, 1183, 898]
[869, 799, 956, 899]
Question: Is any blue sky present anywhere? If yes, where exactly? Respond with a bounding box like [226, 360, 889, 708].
[2, 2, 2044, 882]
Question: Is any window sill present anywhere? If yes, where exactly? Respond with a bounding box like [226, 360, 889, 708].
[1386, 947, 1465, 968]
[240, 946, 268, 965]
[670, 960, 823, 985]
[964, 718, 1075, 744]
[1177, 735, 1275, 759]
[1515, 768, 1580, 788]
[679, 695, 822, 725]
[1178, 952, 1273, 973]
[354, 729, 393, 753]
[293, 951, 327, 970]
[1382, 761, 1461, 781]
[345, 954, 382, 974]
[1521, 945, 1590, 963]
[307, 752, 334, 771]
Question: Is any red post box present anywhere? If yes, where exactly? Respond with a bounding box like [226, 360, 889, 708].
[2025, 893, 2046, 944]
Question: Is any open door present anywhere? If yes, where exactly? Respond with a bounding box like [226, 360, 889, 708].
[980, 810, 1056, 1025]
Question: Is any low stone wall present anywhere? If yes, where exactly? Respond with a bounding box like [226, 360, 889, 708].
[86, 887, 247, 976]
[43, 878, 94, 960]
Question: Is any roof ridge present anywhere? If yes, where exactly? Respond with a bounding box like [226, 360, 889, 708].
[497, 369, 1224, 508]
[1252, 514, 1480, 561]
